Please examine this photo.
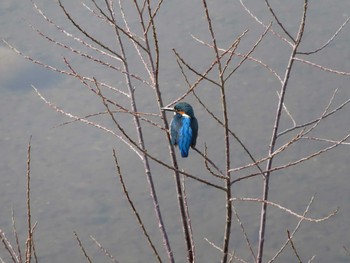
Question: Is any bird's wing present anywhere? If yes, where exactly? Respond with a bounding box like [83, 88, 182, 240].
[179, 117, 192, 157]
[170, 117, 179, 145]
[191, 117, 198, 147]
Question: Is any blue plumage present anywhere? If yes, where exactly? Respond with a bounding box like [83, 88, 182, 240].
[163, 102, 198, 158]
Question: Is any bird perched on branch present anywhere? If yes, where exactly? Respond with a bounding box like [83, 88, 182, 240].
[162, 102, 198, 158]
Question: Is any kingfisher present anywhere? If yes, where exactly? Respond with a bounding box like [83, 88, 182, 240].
[162, 102, 198, 158]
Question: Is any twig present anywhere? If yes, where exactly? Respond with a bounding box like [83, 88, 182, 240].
[73, 232, 92, 263]
[298, 16, 350, 55]
[239, 0, 293, 46]
[25, 136, 33, 263]
[191, 35, 283, 83]
[276, 90, 296, 127]
[32, 85, 144, 160]
[224, 22, 272, 82]
[231, 197, 337, 222]
[31, 0, 124, 61]
[11, 209, 23, 263]
[192, 146, 226, 179]
[294, 57, 350, 76]
[233, 130, 350, 182]
[204, 238, 248, 263]
[0, 229, 19, 263]
[90, 235, 120, 263]
[287, 230, 302, 263]
[268, 196, 315, 262]
[58, 0, 122, 60]
[181, 175, 196, 262]
[278, 92, 350, 137]
[308, 255, 316, 262]
[112, 150, 162, 262]
[232, 205, 256, 262]
[264, 0, 295, 42]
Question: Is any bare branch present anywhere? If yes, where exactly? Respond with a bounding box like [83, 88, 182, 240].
[231, 198, 338, 222]
[204, 238, 249, 263]
[268, 196, 315, 262]
[264, 0, 295, 42]
[193, 145, 226, 179]
[181, 176, 196, 262]
[58, 0, 123, 60]
[277, 90, 296, 127]
[224, 23, 272, 82]
[191, 35, 283, 83]
[73, 231, 92, 263]
[173, 48, 221, 88]
[232, 205, 256, 262]
[112, 149, 162, 263]
[31, 0, 123, 62]
[90, 236, 120, 263]
[278, 91, 350, 137]
[0, 229, 19, 263]
[287, 230, 303, 263]
[11, 210, 23, 263]
[32, 85, 144, 160]
[298, 17, 350, 55]
[232, 130, 350, 183]
[239, 0, 293, 46]
[294, 57, 350, 76]
[25, 136, 33, 263]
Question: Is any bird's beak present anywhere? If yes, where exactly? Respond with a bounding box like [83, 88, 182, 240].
[161, 107, 175, 112]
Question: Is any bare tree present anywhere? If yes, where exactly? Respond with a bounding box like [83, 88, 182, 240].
[2, 0, 350, 262]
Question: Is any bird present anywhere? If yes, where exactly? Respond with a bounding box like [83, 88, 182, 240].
[162, 102, 198, 158]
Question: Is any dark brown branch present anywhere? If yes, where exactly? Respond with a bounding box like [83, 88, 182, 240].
[287, 230, 302, 263]
[297, 17, 350, 55]
[74, 231, 93, 263]
[264, 0, 295, 43]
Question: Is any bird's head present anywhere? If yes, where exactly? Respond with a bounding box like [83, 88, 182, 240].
[162, 102, 195, 118]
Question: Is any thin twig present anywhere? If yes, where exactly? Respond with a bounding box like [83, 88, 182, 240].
[264, 0, 295, 42]
[268, 196, 315, 262]
[191, 35, 283, 83]
[112, 150, 162, 263]
[0, 229, 18, 263]
[11, 209, 23, 263]
[278, 91, 350, 137]
[73, 232, 92, 263]
[192, 146, 226, 179]
[90, 236, 120, 263]
[287, 230, 302, 263]
[58, 0, 123, 60]
[231, 197, 337, 222]
[204, 238, 248, 263]
[25, 136, 33, 263]
[232, 205, 256, 262]
[32, 85, 144, 159]
[181, 175, 196, 262]
[224, 22, 272, 82]
[298, 16, 350, 55]
[294, 57, 350, 76]
[239, 0, 293, 46]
